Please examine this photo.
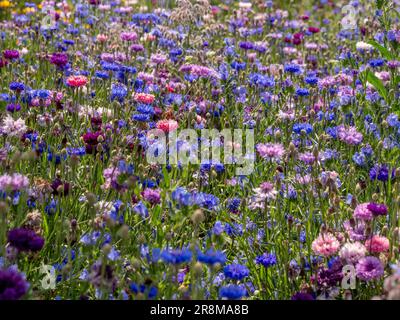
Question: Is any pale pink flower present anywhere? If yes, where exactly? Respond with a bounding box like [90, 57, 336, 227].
[339, 242, 367, 264]
[312, 233, 340, 257]
[353, 203, 373, 221]
[0, 114, 27, 137]
[256, 143, 285, 160]
[365, 235, 390, 253]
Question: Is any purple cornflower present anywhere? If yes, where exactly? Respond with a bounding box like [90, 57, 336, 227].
[367, 203, 388, 217]
[298, 152, 316, 164]
[50, 53, 68, 68]
[3, 50, 19, 60]
[353, 203, 373, 221]
[7, 228, 45, 253]
[142, 188, 161, 205]
[291, 292, 315, 300]
[150, 53, 167, 64]
[120, 32, 137, 41]
[130, 44, 144, 52]
[356, 256, 384, 281]
[0, 267, 29, 300]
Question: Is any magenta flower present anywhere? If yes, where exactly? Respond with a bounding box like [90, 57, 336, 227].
[256, 143, 285, 160]
[337, 125, 363, 145]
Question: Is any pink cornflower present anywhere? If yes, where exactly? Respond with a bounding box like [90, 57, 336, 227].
[156, 119, 178, 133]
[96, 34, 108, 42]
[298, 152, 316, 164]
[248, 181, 278, 210]
[339, 242, 367, 264]
[365, 235, 390, 253]
[179, 64, 220, 79]
[337, 125, 363, 145]
[133, 93, 155, 104]
[66, 75, 88, 87]
[137, 72, 154, 83]
[256, 143, 285, 160]
[120, 31, 138, 42]
[0, 173, 29, 192]
[312, 233, 340, 257]
[278, 109, 295, 121]
[150, 53, 167, 64]
[353, 203, 373, 221]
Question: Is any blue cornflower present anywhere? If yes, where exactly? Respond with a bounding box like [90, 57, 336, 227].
[225, 223, 243, 236]
[230, 61, 246, 71]
[223, 264, 249, 280]
[352, 152, 366, 166]
[161, 248, 192, 264]
[9, 82, 25, 91]
[132, 113, 151, 122]
[136, 104, 155, 114]
[369, 58, 385, 68]
[370, 164, 393, 182]
[248, 73, 275, 87]
[192, 192, 219, 210]
[95, 70, 109, 79]
[213, 221, 224, 235]
[293, 123, 313, 134]
[219, 285, 247, 300]
[111, 83, 127, 102]
[305, 75, 318, 85]
[284, 63, 301, 73]
[387, 113, 400, 127]
[133, 201, 149, 218]
[226, 197, 241, 213]
[197, 249, 227, 266]
[255, 252, 277, 268]
[238, 41, 254, 50]
[295, 88, 309, 96]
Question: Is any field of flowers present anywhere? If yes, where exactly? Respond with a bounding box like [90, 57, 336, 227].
[1, 0, 400, 301]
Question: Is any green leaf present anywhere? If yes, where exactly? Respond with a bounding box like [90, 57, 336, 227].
[363, 70, 388, 102]
[376, 0, 385, 10]
[367, 40, 394, 60]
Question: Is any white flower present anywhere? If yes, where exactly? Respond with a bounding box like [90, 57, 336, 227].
[356, 41, 373, 51]
[0, 115, 27, 137]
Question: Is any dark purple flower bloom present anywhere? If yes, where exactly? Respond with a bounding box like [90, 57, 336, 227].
[50, 53, 68, 68]
[50, 178, 70, 196]
[3, 50, 19, 60]
[367, 203, 388, 217]
[0, 268, 29, 300]
[316, 259, 343, 288]
[7, 228, 44, 253]
[291, 292, 315, 300]
[6, 103, 21, 113]
[369, 164, 394, 182]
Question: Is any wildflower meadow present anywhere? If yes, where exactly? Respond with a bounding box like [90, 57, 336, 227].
[1, 0, 400, 301]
